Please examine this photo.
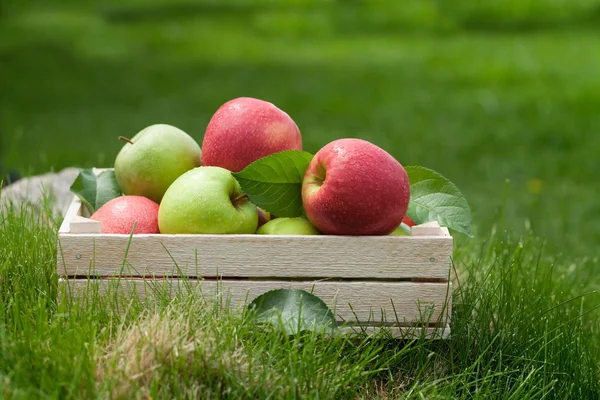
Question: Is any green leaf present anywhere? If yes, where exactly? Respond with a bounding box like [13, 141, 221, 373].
[248, 289, 337, 335]
[405, 165, 473, 237]
[70, 169, 122, 214]
[232, 150, 314, 218]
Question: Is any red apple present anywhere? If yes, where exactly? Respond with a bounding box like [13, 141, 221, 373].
[90, 195, 160, 234]
[302, 138, 410, 235]
[201, 97, 302, 172]
[256, 207, 272, 230]
[402, 215, 416, 227]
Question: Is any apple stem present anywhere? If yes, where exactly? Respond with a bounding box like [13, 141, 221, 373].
[119, 136, 134, 145]
[231, 193, 248, 205]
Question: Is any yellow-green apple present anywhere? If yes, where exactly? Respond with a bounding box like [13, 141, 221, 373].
[115, 124, 202, 203]
[256, 217, 320, 235]
[90, 195, 160, 234]
[201, 97, 302, 172]
[158, 166, 257, 234]
[302, 138, 410, 235]
[389, 222, 412, 236]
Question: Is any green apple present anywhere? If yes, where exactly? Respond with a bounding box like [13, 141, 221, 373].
[389, 222, 412, 236]
[114, 124, 202, 203]
[256, 217, 320, 235]
[158, 166, 257, 234]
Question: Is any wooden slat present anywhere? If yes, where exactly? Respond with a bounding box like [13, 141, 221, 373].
[412, 223, 451, 238]
[57, 195, 453, 280]
[69, 216, 102, 233]
[60, 278, 451, 326]
[58, 197, 83, 233]
[58, 233, 452, 279]
[337, 325, 450, 340]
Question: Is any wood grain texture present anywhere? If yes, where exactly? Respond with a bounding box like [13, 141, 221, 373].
[58, 195, 453, 280]
[60, 278, 451, 326]
[337, 325, 450, 339]
[69, 216, 102, 233]
[58, 233, 453, 279]
[413, 226, 443, 237]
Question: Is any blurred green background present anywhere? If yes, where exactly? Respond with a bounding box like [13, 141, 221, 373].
[1, 0, 600, 258]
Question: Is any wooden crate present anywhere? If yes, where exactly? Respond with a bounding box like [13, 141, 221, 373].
[57, 194, 453, 338]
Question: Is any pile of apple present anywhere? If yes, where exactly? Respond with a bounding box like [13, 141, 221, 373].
[90, 97, 414, 236]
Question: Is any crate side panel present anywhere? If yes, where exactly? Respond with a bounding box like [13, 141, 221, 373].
[61, 278, 451, 325]
[58, 234, 453, 279]
[337, 325, 450, 340]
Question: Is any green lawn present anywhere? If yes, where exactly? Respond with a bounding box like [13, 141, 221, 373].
[1, 1, 600, 398]
[3, 1, 600, 256]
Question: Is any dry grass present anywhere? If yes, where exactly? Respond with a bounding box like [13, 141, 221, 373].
[96, 307, 250, 399]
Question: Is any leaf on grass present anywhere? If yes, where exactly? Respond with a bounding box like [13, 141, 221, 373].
[70, 169, 122, 214]
[405, 165, 473, 237]
[248, 289, 337, 335]
[232, 150, 314, 218]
